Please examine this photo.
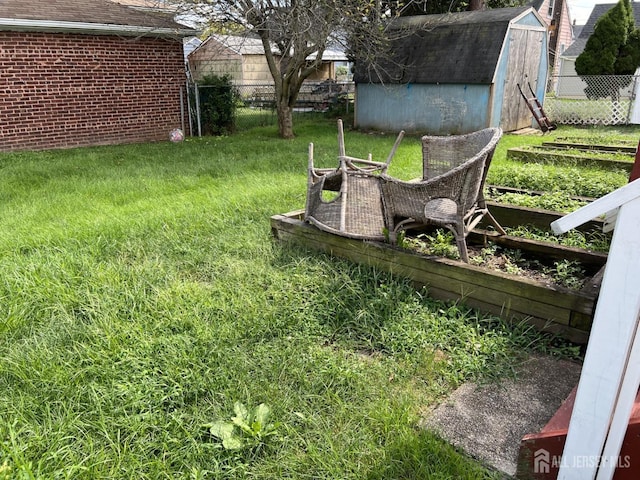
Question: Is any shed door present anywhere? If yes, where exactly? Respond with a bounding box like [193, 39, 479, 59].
[501, 28, 545, 131]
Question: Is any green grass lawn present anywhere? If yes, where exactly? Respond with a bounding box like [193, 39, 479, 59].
[0, 120, 636, 479]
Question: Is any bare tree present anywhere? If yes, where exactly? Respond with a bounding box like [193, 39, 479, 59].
[176, 0, 390, 138]
[134, 0, 525, 137]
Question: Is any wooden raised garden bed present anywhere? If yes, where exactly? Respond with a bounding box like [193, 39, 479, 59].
[272, 206, 607, 345]
[507, 145, 634, 172]
[541, 141, 637, 154]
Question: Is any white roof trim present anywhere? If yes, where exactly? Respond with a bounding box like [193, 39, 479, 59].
[507, 5, 547, 28]
[0, 18, 198, 37]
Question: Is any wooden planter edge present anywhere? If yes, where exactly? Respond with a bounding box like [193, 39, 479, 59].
[271, 210, 598, 344]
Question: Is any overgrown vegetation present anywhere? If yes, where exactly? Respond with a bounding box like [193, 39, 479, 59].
[401, 229, 593, 290]
[505, 225, 611, 252]
[0, 121, 635, 478]
[488, 190, 589, 213]
[487, 161, 628, 198]
[195, 74, 238, 135]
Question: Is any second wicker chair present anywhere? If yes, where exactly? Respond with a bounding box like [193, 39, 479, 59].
[381, 128, 505, 262]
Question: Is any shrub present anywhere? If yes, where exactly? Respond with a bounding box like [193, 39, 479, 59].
[196, 74, 238, 135]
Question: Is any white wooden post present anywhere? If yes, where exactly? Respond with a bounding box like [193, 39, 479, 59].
[551, 179, 640, 480]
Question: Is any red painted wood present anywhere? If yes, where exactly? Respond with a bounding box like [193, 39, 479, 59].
[516, 389, 640, 479]
[629, 140, 640, 182]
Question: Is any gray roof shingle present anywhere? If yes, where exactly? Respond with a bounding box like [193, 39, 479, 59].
[0, 0, 196, 36]
[354, 6, 535, 85]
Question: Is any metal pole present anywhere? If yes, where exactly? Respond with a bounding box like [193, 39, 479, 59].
[186, 82, 194, 137]
[180, 86, 185, 135]
[195, 83, 202, 137]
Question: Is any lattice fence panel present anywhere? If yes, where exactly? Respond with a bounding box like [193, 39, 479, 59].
[545, 75, 639, 126]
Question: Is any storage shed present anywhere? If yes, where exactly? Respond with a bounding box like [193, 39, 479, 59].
[0, 0, 197, 152]
[354, 7, 549, 134]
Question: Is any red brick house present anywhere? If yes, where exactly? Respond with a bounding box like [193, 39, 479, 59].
[0, 0, 197, 152]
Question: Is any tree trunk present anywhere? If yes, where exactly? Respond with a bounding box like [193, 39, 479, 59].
[469, 0, 484, 10]
[277, 103, 295, 139]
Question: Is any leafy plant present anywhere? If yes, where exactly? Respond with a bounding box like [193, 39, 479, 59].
[551, 259, 586, 290]
[403, 230, 460, 259]
[505, 225, 610, 252]
[489, 190, 589, 213]
[205, 402, 280, 451]
[0, 461, 12, 480]
[196, 74, 239, 136]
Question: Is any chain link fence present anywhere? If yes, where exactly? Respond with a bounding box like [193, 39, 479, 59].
[545, 75, 640, 126]
[187, 81, 355, 135]
[188, 76, 638, 132]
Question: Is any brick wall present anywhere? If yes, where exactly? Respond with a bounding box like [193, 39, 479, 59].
[0, 31, 186, 152]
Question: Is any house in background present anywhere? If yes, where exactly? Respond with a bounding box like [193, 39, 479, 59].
[187, 34, 349, 84]
[353, 6, 549, 135]
[0, 0, 197, 152]
[531, 0, 575, 76]
[183, 37, 203, 63]
[556, 2, 640, 97]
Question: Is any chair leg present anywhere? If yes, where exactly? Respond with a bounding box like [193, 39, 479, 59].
[451, 222, 469, 263]
[455, 235, 470, 263]
[485, 211, 507, 235]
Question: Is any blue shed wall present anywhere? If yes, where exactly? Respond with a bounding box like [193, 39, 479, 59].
[490, 30, 510, 127]
[355, 83, 491, 135]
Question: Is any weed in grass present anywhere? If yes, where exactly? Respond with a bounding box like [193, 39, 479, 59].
[205, 402, 280, 452]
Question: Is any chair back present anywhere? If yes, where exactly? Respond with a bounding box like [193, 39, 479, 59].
[422, 128, 502, 180]
[423, 128, 502, 213]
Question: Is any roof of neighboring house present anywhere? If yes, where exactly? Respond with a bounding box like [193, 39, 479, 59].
[529, 0, 545, 10]
[354, 6, 543, 85]
[562, 2, 640, 57]
[0, 0, 198, 37]
[572, 24, 584, 38]
[208, 35, 275, 56]
[184, 37, 202, 57]
[109, 0, 173, 8]
[190, 34, 348, 61]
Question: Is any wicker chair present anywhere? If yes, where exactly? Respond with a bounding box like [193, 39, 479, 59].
[305, 120, 404, 240]
[309, 119, 404, 180]
[381, 128, 505, 262]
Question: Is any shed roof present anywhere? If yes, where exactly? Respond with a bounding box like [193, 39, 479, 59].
[0, 0, 197, 37]
[354, 6, 541, 85]
[562, 2, 640, 57]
